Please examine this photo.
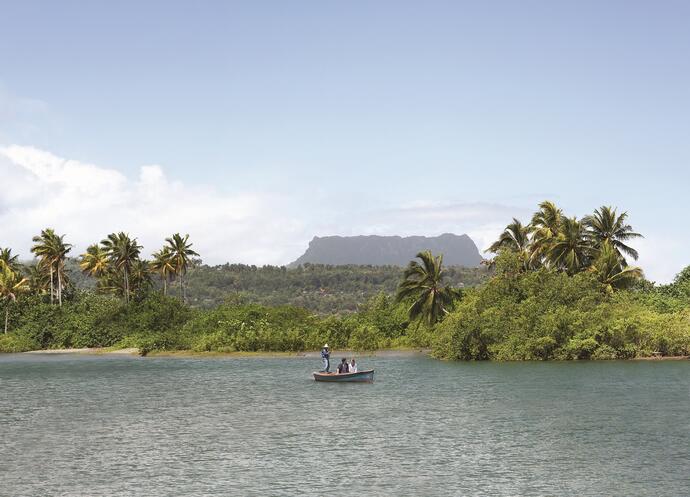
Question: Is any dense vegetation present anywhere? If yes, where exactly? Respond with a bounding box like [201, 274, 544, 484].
[1, 203, 690, 360]
[432, 202, 689, 360]
[433, 252, 690, 360]
[182, 263, 487, 312]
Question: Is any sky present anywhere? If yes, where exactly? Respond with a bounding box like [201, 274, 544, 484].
[1, 1, 689, 282]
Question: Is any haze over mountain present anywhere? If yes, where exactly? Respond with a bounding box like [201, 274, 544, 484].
[290, 234, 483, 267]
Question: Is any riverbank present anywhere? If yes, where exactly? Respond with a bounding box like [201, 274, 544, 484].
[19, 347, 433, 358]
[15, 347, 689, 361]
[23, 347, 141, 356]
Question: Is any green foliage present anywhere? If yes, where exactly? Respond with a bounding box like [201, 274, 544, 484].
[181, 263, 487, 313]
[348, 324, 382, 351]
[7, 291, 191, 349]
[486, 201, 644, 289]
[396, 251, 462, 325]
[0, 332, 40, 353]
[434, 256, 690, 360]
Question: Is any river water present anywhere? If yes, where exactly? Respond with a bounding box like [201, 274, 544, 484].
[1, 354, 689, 496]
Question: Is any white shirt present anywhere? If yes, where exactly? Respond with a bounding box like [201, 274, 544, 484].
[349, 363, 358, 373]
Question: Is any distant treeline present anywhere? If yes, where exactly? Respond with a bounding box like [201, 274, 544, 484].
[182, 263, 489, 313]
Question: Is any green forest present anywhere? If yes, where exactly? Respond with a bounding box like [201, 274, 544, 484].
[1, 201, 689, 359]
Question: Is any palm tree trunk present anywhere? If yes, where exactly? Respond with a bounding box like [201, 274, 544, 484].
[163, 277, 167, 296]
[57, 268, 63, 307]
[124, 267, 129, 304]
[4, 306, 9, 334]
[49, 265, 54, 305]
[182, 273, 186, 303]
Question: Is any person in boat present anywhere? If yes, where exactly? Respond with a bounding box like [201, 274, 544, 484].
[337, 358, 349, 374]
[349, 358, 357, 373]
[321, 344, 330, 372]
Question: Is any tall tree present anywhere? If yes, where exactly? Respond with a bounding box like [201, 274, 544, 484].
[547, 217, 592, 275]
[150, 247, 175, 295]
[0, 265, 29, 334]
[396, 251, 460, 326]
[30, 229, 72, 306]
[588, 240, 644, 293]
[486, 218, 531, 255]
[529, 201, 563, 267]
[79, 244, 109, 278]
[101, 232, 142, 303]
[129, 259, 153, 295]
[165, 233, 199, 302]
[0, 247, 21, 273]
[583, 206, 642, 264]
[26, 263, 50, 295]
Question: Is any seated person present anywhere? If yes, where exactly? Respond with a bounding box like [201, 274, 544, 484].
[349, 358, 357, 373]
[337, 358, 349, 374]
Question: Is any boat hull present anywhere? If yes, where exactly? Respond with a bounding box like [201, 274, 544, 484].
[313, 370, 374, 383]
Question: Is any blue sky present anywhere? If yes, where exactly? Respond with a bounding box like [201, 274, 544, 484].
[1, 1, 689, 281]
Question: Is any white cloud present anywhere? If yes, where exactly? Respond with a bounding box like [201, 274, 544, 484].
[0, 145, 306, 265]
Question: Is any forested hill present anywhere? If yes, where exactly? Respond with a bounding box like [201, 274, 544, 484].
[183, 263, 489, 313]
[290, 234, 483, 267]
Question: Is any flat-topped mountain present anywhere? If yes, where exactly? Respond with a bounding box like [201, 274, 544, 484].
[290, 233, 483, 267]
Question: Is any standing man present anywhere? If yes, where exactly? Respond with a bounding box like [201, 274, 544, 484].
[321, 344, 330, 372]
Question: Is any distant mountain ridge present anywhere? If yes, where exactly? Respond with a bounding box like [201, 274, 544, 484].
[290, 233, 483, 267]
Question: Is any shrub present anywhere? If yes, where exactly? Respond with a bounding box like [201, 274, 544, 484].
[0, 332, 40, 353]
[348, 324, 381, 351]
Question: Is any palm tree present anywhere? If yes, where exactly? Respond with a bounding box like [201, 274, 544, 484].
[26, 263, 50, 295]
[0, 247, 21, 273]
[486, 218, 531, 255]
[165, 233, 199, 302]
[588, 241, 644, 293]
[0, 265, 29, 334]
[31, 229, 72, 306]
[129, 259, 153, 295]
[101, 232, 142, 303]
[529, 201, 562, 267]
[79, 244, 109, 278]
[583, 206, 642, 264]
[150, 247, 175, 295]
[547, 217, 592, 275]
[396, 251, 460, 326]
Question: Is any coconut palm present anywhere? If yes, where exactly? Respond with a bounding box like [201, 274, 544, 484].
[589, 241, 644, 292]
[165, 233, 199, 302]
[0, 247, 21, 273]
[79, 244, 109, 278]
[396, 251, 460, 325]
[529, 201, 563, 267]
[547, 217, 593, 275]
[583, 206, 642, 263]
[150, 247, 175, 295]
[486, 218, 531, 255]
[0, 265, 29, 334]
[31, 229, 72, 306]
[101, 232, 142, 303]
[26, 263, 50, 295]
[129, 259, 153, 295]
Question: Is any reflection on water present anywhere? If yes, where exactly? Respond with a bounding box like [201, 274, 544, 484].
[1, 354, 689, 496]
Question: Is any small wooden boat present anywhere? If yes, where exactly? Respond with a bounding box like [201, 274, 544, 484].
[313, 370, 374, 383]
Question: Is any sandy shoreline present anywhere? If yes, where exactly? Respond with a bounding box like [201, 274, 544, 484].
[20, 348, 433, 358]
[23, 347, 141, 356]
